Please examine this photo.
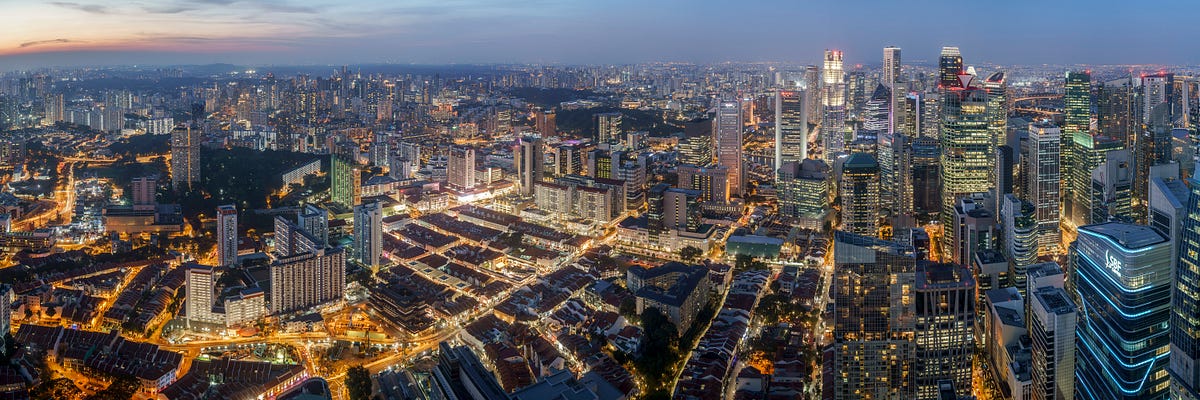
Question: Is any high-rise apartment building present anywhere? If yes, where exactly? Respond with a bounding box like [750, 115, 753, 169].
[352, 201, 382, 268]
[170, 124, 200, 191]
[131, 176, 156, 208]
[517, 136, 544, 196]
[331, 151, 361, 209]
[185, 264, 220, 325]
[840, 153, 880, 236]
[269, 248, 346, 314]
[775, 90, 808, 167]
[594, 112, 622, 144]
[714, 100, 744, 195]
[217, 204, 238, 267]
[1074, 222, 1171, 400]
[448, 146, 476, 189]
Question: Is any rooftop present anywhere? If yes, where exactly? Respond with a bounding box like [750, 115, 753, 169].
[1079, 222, 1167, 250]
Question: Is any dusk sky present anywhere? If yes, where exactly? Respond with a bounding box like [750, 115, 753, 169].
[2, 0, 1198, 70]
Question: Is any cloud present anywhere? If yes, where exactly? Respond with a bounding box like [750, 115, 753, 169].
[143, 5, 200, 14]
[49, 1, 109, 14]
[19, 39, 80, 48]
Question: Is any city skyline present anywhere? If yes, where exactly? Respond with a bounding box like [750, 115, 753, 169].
[3, 0, 1200, 70]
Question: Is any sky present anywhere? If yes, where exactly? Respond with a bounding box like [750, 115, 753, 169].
[1, 0, 1198, 70]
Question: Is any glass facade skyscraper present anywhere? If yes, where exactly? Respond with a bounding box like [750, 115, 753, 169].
[1073, 222, 1171, 400]
[1171, 165, 1200, 400]
[939, 76, 993, 254]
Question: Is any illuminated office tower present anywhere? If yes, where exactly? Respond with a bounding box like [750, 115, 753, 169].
[846, 71, 867, 115]
[170, 124, 200, 191]
[951, 195, 996, 267]
[913, 262, 975, 399]
[999, 194, 1038, 291]
[352, 201, 382, 268]
[1143, 73, 1176, 125]
[910, 136, 942, 217]
[822, 50, 847, 161]
[921, 93, 941, 138]
[1098, 76, 1142, 149]
[864, 85, 895, 212]
[331, 149, 361, 209]
[984, 72, 1008, 151]
[1064, 71, 1092, 134]
[680, 119, 714, 166]
[516, 135, 543, 196]
[714, 100, 744, 195]
[216, 204, 238, 267]
[829, 231, 917, 399]
[1173, 163, 1200, 400]
[1148, 164, 1187, 247]
[883, 46, 902, 90]
[1068, 133, 1125, 227]
[1024, 122, 1061, 254]
[555, 144, 582, 177]
[676, 164, 729, 204]
[447, 146, 476, 189]
[1029, 286, 1076, 400]
[775, 90, 808, 167]
[1089, 149, 1134, 223]
[594, 112, 622, 144]
[939, 72, 993, 253]
[534, 107, 556, 137]
[804, 66, 822, 125]
[1062, 71, 1092, 213]
[776, 159, 832, 230]
[839, 153, 880, 236]
[902, 92, 923, 137]
[1073, 222, 1171, 400]
[939, 47, 964, 89]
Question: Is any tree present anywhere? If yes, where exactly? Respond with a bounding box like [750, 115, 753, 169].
[679, 246, 703, 262]
[346, 365, 373, 400]
[735, 254, 768, 272]
[618, 297, 638, 322]
[88, 374, 140, 400]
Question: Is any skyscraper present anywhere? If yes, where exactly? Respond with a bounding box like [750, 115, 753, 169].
[1089, 149, 1134, 223]
[775, 89, 808, 168]
[352, 201, 382, 268]
[676, 164, 729, 204]
[714, 100, 744, 195]
[269, 248, 347, 314]
[940, 72, 993, 252]
[1143, 72, 1176, 125]
[594, 112, 622, 144]
[776, 159, 831, 230]
[822, 49, 847, 161]
[999, 194, 1038, 292]
[911, 136, 942, 216]
[185, 264, 220, 325]
[840, 153, 880, 236]
[1029, 286, 1077, 400]
[1024, 122, 1061, 254]
[864, 85, 895, 213]
[913, 262, 975, 399]
[1171, 164, 1200, 400]
[883, 46, 902, 90]
[170, 124, 200, 191]
[448, 146, 476, 189]
[1073, 222, 1171, 400]
[1068, 133, 1126, 227]
[1062, 71, 1092, 215]
[517, 135, 544, 196]
[938, 47, 963, 89]
[829, 231, 916, 399]
[984, 71, 1008, 151]
[331, 150, 361, 209]
[217, 204, 238, 267]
